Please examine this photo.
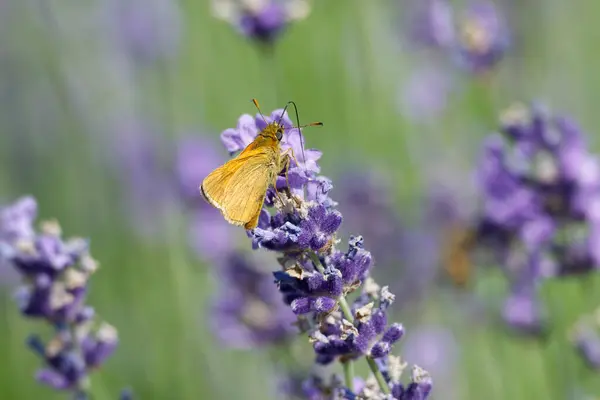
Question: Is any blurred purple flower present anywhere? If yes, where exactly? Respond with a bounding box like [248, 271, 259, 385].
[473, 102, 600, 335]
[111, 119, 175, 239]
[0, 197, 119, 397]
[402, 325, 459, 400]
[407, 0, 455, 48]
[175, 136, 235, 262]
[0, 196, 37, 244]
[212, 0, 311, 45]
[335, 170, 406, 268]
[211, 252, 297, 348]
[0, 196, 38, 284]
[103, 0, 182, 64]
[399, 66, 453, 122]
[501, 288, 546, 335]
[333, 170, 443, 308]
[476, 102, 600, 279]
[406, 0, 509, 74]
[454, 2, 509, 73]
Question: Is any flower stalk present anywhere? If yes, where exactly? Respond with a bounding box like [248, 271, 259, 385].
[205, 108, 432, 399]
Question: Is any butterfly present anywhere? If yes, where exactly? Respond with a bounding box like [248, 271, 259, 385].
[201, 99, 322, 229]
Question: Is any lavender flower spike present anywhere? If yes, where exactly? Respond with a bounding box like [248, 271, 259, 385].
[212, 110, 433, 399]
[407, 0, 508, 74]
[454, 2, 509, 74]
[0, 197, 122, 399]
[474, 102, 600, 334]
[212, 0, 311, 45]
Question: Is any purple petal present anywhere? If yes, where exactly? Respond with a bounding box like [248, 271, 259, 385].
[313, 296, 336, 313]
[382, 323, 404, 343]
[36, 369, 71, 390]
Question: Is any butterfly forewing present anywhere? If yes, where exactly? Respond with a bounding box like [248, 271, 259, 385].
[201, 147, 279, 229]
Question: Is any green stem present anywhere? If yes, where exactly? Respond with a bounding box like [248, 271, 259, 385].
[343, 360, 355, 391]
[338, 297, 354, 322]
[307, 251, 390, 394]
[367, 357, 390, 394]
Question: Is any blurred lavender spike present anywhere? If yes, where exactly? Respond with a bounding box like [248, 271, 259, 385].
[454, 2, 510, 74]
[211, 0, 311, 46]
[406, 0, 509, 74]
[0, 197, 121, 397]
[111, 119, 176, 240]
[474, 102, 600, 334]
[0, 196, 37, 284]
[210, 252, 298, 348]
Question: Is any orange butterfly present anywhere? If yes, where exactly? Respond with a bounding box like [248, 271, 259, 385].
[201, 99, 322, 229]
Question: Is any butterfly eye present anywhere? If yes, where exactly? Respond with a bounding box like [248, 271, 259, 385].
[275, 127, 284, 141]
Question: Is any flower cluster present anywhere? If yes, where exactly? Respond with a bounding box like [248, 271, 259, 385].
[474, 102, 600, 332]
[335, 171, 407, 269]
[0, 197, 119, 398]
[211, 0, 311, 45]
[217, 111, 432, 398]
[570, 307, 600, 370]
[409, 0, 509, 74]
[211, 251, 298, 348]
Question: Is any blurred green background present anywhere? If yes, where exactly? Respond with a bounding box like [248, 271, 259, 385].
[1, 0, 600, 399]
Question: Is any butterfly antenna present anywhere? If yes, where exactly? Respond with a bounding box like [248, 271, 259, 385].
[287, 101, 323, 175]
[251, 98, 269, 125]
[279, 101, 292, 123]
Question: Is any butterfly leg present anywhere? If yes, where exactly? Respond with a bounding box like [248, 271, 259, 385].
[279, 149, 303, 207]
[272, 153, 290, 207]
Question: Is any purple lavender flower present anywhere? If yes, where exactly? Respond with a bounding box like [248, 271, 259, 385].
[407, 0, 509, 74]
[402, 326, 459, 400]
[335, 170, 407, 269]
[570, 309, 600, 370]
[0, 196, 37, 284]
[211, 108, 432, 398]
[0, 197, 119, 398]
[406, 0, 455, 49]
[398, 66, 454, 122]
[501, 287, 546, 335]
[212, 0, 311, 45]
[473, 102, 600, 336]
[211, 252, 297, 348]
[453, 2, 509, 74]
[103, 0, 182, 64]
[476, 102, 600, 278]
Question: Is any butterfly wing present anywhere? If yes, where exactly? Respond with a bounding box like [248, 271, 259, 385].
[201, 148, 278, 229]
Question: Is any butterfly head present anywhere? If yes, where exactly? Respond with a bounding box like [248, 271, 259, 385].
[262, 121, 285, 142]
